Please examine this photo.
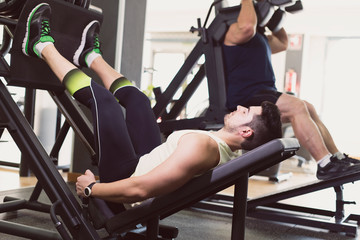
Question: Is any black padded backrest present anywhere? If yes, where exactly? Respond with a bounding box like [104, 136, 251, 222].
[9, 0, 103, 91]
[0, 0, 26, 19]
[105, 138, 299, 233]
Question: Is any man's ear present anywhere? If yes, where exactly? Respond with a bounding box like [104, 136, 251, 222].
[239, 126, 254, 138]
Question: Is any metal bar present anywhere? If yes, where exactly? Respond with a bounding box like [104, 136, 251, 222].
[3, 196, 51, 213]
[0, 16, 17, 27]
[248, 171, 360, 208]
[0, 220, 62, 240]
[192, 201, 233, 214]
[0, 199, 27, 212]
[262, 202, 337, 217]
[202, 36, 227, 123]
[248, 207, 358, 237]
[50, 121, 71, 161]
[0, 27, 12, 56]
[146, 217, 160, 240]
[231, 175, 248, 240]
[28, 181, 44, 201]
[0, 81, 100, 239]
[19, 88, 36, 176]
[152, 40, 205, 118]
[0, 55, 11, 78]
[334, 185, 345, 221]
[0, 160, 19, 168]
[49, 90, 96, 159]
[164, 64, 206, 120]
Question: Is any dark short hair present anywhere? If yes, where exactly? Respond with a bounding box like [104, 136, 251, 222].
[241, 101, 282, 150]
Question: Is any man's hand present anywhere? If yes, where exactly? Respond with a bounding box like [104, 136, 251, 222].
[76, 169, 96, 197]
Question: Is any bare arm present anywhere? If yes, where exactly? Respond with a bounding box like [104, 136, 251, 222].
[266, 28, 288, 54]
[76, 133, 220, 203]
[224, 0, 257, 46]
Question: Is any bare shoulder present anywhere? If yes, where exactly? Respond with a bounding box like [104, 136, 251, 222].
[137, 132, 220, 198]
[178, 132, 218, 149]
[176, 132, 220, 170]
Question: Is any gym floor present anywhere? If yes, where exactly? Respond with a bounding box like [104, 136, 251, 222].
[0, 157, 359, 239]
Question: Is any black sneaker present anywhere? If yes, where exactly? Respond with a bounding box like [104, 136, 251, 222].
[341, 154, 360, 164]
[316, 156, 360, 180]
[73, 20, 102, 67]
[22, 3, 54, 57]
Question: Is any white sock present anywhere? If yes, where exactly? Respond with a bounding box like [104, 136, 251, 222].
[318, 154, 332, 167]
[333, 151, 345, 160]
[85, 51, 101, 68]
[35, 42, 53, 58]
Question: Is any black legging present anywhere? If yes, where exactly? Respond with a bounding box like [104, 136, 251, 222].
[73, 80, 162, 183]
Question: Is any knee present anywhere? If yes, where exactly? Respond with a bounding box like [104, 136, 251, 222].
[303, 100, 320, 119]
[280, 98, 310, 124]
[117, 86, 151, 106]
[303, 100, 315, 113]
[289, 98, 309, 116]
[132, 88, 151, 106]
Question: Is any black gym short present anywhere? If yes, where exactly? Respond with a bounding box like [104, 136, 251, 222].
[242, 89, 283, 108]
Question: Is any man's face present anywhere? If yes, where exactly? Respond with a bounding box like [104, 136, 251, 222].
[224, 105, 262, 130]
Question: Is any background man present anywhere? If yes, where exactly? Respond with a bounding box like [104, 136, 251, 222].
[222, 0, 360, 180]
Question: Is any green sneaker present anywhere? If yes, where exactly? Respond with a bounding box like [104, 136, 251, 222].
[22, 3, 55, 57]
[73, 20, 102, 68]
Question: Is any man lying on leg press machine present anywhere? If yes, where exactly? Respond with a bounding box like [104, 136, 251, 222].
[22, 3, 282, 213]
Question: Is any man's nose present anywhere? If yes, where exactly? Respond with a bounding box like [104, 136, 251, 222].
[237, 105, 244, 111]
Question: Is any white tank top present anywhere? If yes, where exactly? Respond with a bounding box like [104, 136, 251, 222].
[132, 130, 242, 177]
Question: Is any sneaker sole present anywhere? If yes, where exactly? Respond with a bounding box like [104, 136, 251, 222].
[73, 20, 99, 67]
[22, 3, 50, 57]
